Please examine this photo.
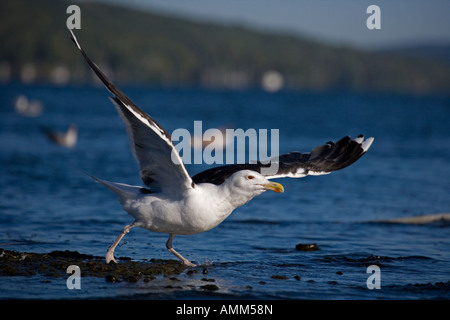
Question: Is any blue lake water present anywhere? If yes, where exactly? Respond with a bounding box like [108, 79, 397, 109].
[0, 83, 449, 299]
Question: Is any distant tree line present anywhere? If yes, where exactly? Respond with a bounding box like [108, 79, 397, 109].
[1, 0, 450, 93]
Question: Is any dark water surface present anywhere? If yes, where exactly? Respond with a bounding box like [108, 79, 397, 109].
[1, 83, 449, 299]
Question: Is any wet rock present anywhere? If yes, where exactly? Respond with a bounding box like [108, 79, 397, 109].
[143, 276, 155, 282]
[295, 243, 320, 251]
[201, 284, 219, 291]
[48, 250, 93, 260]
[165, 285, 183, 289]
[105, 274, 120, 282]
[271, 275, 287, 280]
[2, 265, 20, 276]
[0, 248, 187, 281]
[118, 256, 132, 261]
[186, 270, 196, 276]
[125, 275, 139, 283]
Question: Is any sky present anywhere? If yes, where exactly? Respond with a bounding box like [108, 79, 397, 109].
[97, 0, 450, 49]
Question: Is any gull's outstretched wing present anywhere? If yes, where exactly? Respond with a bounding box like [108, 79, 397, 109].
[69, 29, 194, 193]
[192, 135, 374, 185]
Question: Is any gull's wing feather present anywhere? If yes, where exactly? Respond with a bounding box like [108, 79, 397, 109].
[192, 135, 374, 185]
[69, 29, 193, 193]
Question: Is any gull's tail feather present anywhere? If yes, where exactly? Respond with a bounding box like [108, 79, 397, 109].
[87, 174, 142, 202]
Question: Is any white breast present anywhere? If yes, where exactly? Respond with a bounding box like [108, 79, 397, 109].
[121, 183, 236, 235]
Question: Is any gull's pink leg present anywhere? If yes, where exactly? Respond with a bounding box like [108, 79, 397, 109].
[166, 233, 196, 267]
[106, 222, 136, 263]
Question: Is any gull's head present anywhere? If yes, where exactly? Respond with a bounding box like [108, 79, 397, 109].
[224, 170, 284, 207]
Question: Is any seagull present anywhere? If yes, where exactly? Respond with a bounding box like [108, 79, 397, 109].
[41, 124, 78, 148]
[14, 94, 44, 117]
[69, 30, 374, 267]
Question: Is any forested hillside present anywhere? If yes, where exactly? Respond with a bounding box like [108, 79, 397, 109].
[1, 0, 449, 93]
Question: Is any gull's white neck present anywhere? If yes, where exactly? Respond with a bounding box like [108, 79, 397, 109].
[217, 178, 263, 209]
[192, 180, 257, 223]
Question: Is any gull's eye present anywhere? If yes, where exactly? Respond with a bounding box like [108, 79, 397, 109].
[247, 175, 255, 180]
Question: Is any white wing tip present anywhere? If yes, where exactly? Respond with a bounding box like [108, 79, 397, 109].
[361, 137, 374, 152]
[68, 28, 82, 51]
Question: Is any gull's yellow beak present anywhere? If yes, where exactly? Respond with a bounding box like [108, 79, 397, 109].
[263, 181, 284, 193]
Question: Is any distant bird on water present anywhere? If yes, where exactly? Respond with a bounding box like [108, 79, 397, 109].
[41, 124, 78, 148]
[69, 29, 374, 267]
[14, 94, 44, 117]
